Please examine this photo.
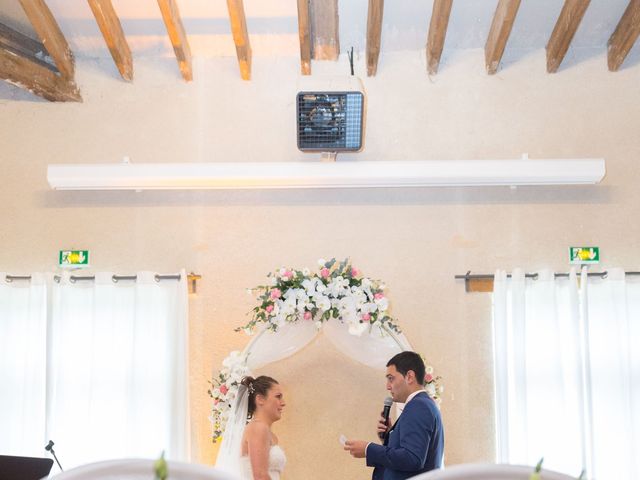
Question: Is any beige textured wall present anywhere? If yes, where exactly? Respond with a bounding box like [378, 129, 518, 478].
[2, 48, 640, 479]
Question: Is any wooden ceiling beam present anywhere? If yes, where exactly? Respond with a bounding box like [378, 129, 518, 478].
[485, 0, 522, 74]
[87, 0, 133, 81]
[226, 0, 251, 80]
[0, 46, 81, 101]
[426, 0, 453, 75]
[546, 0, 590, 73]
[0, 21, 56, 72]
[310, 0, 339, 60]
[608, 0, 640, 72]
[19, 0, 75, 79]
[157, 0, 192, 81]
[296, 0, 311, 75]
[366, 0, 384, 76]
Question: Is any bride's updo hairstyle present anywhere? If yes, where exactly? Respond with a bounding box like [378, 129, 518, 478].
[241, 375, 279, 418]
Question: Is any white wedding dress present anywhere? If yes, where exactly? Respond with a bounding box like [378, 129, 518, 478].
[239, 445, 286, 480]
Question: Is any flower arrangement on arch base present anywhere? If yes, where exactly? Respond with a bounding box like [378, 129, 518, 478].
[208, 258, 444, 443]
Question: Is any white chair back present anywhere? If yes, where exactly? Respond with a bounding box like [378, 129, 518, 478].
[410, 463, 576, 480]
[47, 458, 239, 480]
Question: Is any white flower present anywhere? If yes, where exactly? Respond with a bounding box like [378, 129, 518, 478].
[270, 277, 278, 286]
[302, 268, 310, 276]
[425, 365, 434, 375]
[314, 321, 323, 330]
[317, 258, 326, 267]
[375, 297, 389, 312]
[246, 288, 253, 295]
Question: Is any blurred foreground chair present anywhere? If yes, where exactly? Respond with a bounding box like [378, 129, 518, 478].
[410, 463, 576, 480]
[47, 458, 238, 480]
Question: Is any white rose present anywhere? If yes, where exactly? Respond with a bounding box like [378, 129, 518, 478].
[318, 258, 326, 267]
[303, 268, 310, 276]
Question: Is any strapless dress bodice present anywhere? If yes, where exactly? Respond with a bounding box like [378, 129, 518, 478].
[239, 444, 286, 480]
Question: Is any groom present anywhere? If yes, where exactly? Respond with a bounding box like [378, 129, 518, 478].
[344, 351, 444, 480]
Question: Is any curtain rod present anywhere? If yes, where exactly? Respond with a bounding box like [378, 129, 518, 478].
[455, 270, 640, 281]
[455, 270, 640, 292]
[4, 272, 202, 294]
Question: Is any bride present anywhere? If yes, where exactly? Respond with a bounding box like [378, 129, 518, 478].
[216, 375, 286, 480]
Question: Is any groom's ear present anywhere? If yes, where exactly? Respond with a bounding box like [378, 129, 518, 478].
[406, 370, 416, 384]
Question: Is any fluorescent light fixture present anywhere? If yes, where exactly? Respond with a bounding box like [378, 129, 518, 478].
[47, 158, 605, 190]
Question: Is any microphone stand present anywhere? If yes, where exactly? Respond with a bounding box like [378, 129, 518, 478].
[45, 440, 63, 471]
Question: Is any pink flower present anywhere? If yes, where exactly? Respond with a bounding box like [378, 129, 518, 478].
[361, 313, 371, 322]
[270, 288, 282, 299]
[284, 270, 294, 279]
[374, 292, 384, 300]
[265, 304, 274, 313]
[351, 267, 359, 277]
[425, 374, 433, 383]
[320, 267, 330, 278]
[220, 384, 229, 395]
[303, 311, 312, 320]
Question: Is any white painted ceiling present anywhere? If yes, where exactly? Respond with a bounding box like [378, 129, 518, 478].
[0, 0, 635, 61]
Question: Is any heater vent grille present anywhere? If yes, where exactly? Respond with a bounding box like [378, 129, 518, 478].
[297, 91, 363, 151]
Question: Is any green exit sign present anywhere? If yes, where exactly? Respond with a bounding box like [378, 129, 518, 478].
[569, 247, 599, 265]
[59, 250, 89, 268]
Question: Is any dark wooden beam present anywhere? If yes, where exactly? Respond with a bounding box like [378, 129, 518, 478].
[608, 0, 640, 72]
[296, 0, 311, 75]
[310, 0, 339, 60]
[157, 0, 192, 81]
[546, 0, 590, 73]
[19, 0, 75, 79]
[0, 47, 81, 101]
[0, 21, 56, 72]
[88, 0, 133, 81]
[426, 0, 453, 75]
[485, 0, 521, 74]
[226, 0, 251, 80]
[366, 0, 384, 76]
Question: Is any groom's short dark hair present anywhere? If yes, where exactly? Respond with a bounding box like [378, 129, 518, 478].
[387, 351, 426, 385]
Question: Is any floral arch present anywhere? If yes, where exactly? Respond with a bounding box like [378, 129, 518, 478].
[209, 258, 443, 442]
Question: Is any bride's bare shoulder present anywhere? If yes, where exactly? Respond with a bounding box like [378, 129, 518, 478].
[245, 420, 270, 437]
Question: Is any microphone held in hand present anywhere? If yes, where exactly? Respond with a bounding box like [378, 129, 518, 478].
[378, 397, 393, 440]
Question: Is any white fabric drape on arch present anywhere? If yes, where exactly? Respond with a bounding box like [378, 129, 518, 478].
[493, 267, 640, 480]
[244, 320, 412, 371]
[0, 270, 189, 468]
[0, 272, 48, 456]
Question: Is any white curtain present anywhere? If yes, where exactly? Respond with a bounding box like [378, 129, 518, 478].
[493, 267, 640, 480]
[0, 273, 48, 456]
[0, 271, 189, 469]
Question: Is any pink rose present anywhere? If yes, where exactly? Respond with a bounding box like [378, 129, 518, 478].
[361, 313, 371, 322]
[303, 311, 312, 320]
[425, 374, 433, 383]
[220, 384, 229, 395]
[265, 304, 274, 313]
[374, 292, 384, 300]
[320, 267, 330, 278]
[270, 288, 282, 299]
[351, 267, 359, 277]
[284, 270, 294, 279]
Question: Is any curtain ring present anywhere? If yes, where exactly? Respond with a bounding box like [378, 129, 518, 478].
[600, 271, 608, 279]
[5, 276, 12, 283]
[154, 274, 161, 283]
[54, 275, 61, 283]
[112, 275, 119, 283]
[69, 276, 77, 283]
[532, 273, 539, 280]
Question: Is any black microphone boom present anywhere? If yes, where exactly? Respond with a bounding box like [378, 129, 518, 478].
[45, 440, 63, 471]
[378, 397, 393, 441]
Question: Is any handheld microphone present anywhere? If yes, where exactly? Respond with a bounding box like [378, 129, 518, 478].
[378, 397, 393, 440]
[45, 440, 63, 471]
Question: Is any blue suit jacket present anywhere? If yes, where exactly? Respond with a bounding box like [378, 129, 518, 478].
[365, 392, 444, 480]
